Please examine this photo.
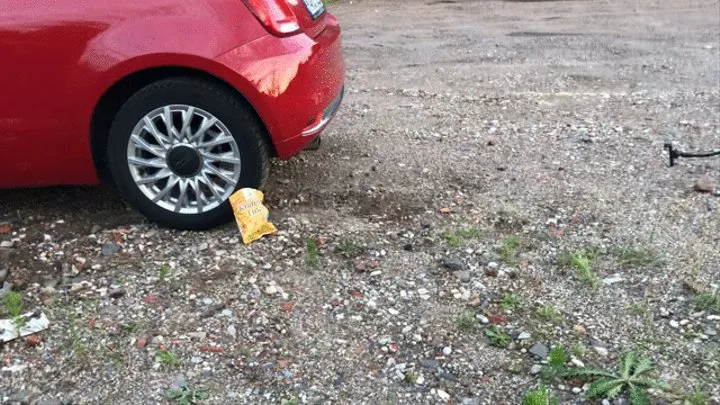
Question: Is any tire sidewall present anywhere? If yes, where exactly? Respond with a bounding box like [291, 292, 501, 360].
[107, 78, 268, 230]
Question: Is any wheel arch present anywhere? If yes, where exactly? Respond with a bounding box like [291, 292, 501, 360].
[90, 65, 276, 185]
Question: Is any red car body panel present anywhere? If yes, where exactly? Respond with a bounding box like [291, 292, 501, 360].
[0, 0, 344, 188]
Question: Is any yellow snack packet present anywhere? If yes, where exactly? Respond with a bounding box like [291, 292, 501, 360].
[229, 188, 277, 244]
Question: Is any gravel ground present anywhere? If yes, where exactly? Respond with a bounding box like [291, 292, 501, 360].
[2, 0, 719, 404]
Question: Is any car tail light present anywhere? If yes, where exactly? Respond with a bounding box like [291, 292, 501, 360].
[242, 0, 300, 37]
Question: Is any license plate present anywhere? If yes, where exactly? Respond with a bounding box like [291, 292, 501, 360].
[303, 0, 325, 19]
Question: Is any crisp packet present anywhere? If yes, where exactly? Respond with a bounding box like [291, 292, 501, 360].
[229, 188, 277, 244]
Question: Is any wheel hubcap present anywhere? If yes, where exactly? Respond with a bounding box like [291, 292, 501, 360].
[167, 144, 202, 177]
[126, 105, 242, 215]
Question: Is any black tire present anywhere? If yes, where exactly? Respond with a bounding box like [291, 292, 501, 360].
[107, 77, 271, 230]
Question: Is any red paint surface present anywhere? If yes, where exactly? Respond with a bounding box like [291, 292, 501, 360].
[0, 0, 344, 187]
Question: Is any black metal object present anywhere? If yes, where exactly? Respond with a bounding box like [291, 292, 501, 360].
[664, 143, 720, 167]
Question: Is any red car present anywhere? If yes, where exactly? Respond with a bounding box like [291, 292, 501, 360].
[0, 0, 344, 229]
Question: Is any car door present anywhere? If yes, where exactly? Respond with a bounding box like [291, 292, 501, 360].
[0, 0, 102, 187]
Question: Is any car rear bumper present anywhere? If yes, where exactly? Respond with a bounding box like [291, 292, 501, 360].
[214, 15, 345, 159]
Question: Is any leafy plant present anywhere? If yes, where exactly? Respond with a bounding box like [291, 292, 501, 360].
[681, 384, 710, 405]
[484, 325, 512, 348]
[156, 350, 181, 368]
[541, 346, 568, 381]
[3, 291, 25, 336]
[306, 238, 320, 268]
[456, 310, 476, 333]
[536, 305, 561, 323]
[497, 236, 522, 265]
[165, 383, 210, 405]
[522, 384, 558, 405]
[443, 231, 462, 247]
[500, 292, 523, 311]
[159, 265, 171, 282]
[692, 291, 720, 314]
[338, 238, 362, 258]
[443, 227, 482, 247]
[565, 352, 668, 404]
[403, 370, 418, 384]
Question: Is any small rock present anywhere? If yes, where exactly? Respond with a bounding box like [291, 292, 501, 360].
[529, 343, 549, 359]
[659, 307, 671, 318]
[453, 271, 471, 282]
[476, 314, 489, 324]
[530, 364, 543, 374]
[442, 258, 464, 271]
[517, 332, 531, 340]
[188, 332, 207, 340]
[415, 374, 425, 385]
[572, 387, 582, 394]
[101, 243, 122, 255]
[0, 267, 7, 283]
[573, 324, 586, 335]
[221, 309, 233, 317]
[442, 346, 452, 356]
[593, 346, 609, 357]
[669, 320, 680, 328]
[462, 398, 480, 405]
[488, 262, 499, 269]
[108, 288, 126, 299]
[420, 359, 439, 369]
[91, 225, 102, 233]
[571, 358, 585, 368]
[694, 174, 717, 193]
[0, 281, 13, 298]
[679, 319, 690, 326]
[704, 323, 717, 336]
[136, 338, 148, 349]
[9, 390, 35, 405]
[265, 285, 279, 295]
[26, 335, 42, 347]
[436, 389, 451, 401]
[602, 275, 624, 285]
[227, 324, 237, 337]
[0, 241, 13, 248]
[412, 334, 423, 342]
[43, 234, 53, 243]
[602, 400, 611, 405]
[191, 356, 203, 364]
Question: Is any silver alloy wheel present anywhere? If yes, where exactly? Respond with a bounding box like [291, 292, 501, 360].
[126, 105, 241, 214]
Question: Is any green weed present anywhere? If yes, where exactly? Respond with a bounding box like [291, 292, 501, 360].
[484, 325, 512, 348]
[497, 236, 522, 265]
[165, 383, 210, 405]
[306, 238, 320, 268]
[456, 310, 476, 333]
[536, 305, 561, 323]
[500, 292, 523, 311]
[156, 350, 181, 368]
[3, 291, 24, 336]
[565, 352, 668, 404]
[522, 384, 558, 405]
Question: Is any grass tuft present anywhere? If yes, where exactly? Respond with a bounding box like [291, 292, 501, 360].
[522, 384, 558, 405]
[456, 310, 477, 333]
[306, 238, 320, 268]
[536, 305, 561, 323]
[497, 236, 522, 265]
[560, 250, 599, 289]
[3, 291, 25, 336]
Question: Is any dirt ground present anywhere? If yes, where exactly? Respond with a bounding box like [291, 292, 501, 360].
[2, 0, 719, 404]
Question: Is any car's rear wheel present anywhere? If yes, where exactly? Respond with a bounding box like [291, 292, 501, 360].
[107, 77, 270, 230]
